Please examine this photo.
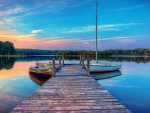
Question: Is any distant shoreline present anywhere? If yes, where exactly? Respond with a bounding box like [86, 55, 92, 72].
[0, 55, 27, 57]
[0, 55, 149, 57]
[110, 55, 150, 57]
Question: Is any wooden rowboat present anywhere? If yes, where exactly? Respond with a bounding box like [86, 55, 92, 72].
[29, 66, 53, 77]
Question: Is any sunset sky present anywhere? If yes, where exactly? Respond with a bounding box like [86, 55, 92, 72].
[0, 0, 150, 50]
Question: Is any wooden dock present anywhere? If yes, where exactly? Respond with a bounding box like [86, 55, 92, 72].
[10, 64, 131, 113]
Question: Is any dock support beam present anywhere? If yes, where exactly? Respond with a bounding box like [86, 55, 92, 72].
[87, 56, 90, 76]
[52, 58, 55, 76]
[82, 56, 84, 69]
[80, 55, 81, 64]
[59, 57, 61, 69]
[62, 56, 64, 65]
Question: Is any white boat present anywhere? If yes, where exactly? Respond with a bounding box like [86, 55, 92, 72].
[85, 2, 122, 72]
[91, 70, 122, 80]
[88, 63, 121, 72]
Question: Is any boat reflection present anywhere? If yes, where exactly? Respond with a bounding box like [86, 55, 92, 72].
[91, 70, 122, 80]
[29, 72, 51, 86]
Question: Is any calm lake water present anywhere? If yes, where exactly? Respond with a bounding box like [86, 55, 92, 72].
[0, 56, 150, 113]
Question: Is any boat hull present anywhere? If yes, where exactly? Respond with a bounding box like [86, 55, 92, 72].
[29, 72, 51, 85]
[85, 64, 122, 72]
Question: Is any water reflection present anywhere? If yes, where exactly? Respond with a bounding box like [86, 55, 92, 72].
[0, 57, 16, 70]
[0, 56, 150, 70]
[102, 56, 150, 63]
[96, 61, 150, 113]
[0, 62, 39, 113]
[91, 70, 122, 80]
[29, 72, 51, 86]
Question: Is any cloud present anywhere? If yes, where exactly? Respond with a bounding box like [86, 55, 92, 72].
[101, 23, 142, 27]
[12, 78, 17, 81]
[0, 86, 2, 89]
[0, 30, 18, 35]
[23, 35, 135, 50]
[84, 36, 134, 42]
[40, 38, 92, 50]
[37, 37, 66, 41]
[100, 36, 134, 41]
[0, 33, 37, 42]
[3, 18, 14, 24]
[0, 21, 4, 24]
[62, 26, 94, 34]
[33, 0, 92, 13]
[116, 39, 136, 43]
[1, 17, 24, 27]
[117, 4, 150, 10]
[62, 25, 119, 34]
[11, 30, 17, 32]
[62, 23, 142, 34]
[31, 30, 42, 34]
[0, 7, 23, 16]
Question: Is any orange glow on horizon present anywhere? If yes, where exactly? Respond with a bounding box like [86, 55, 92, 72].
[0, 34, 91, 49]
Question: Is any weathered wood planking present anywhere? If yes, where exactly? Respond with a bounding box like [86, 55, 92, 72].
[55, 64, 88, 76]
[10, 64, 131, 113]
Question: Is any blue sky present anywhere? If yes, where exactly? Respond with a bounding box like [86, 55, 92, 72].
[0, 0, 150, 50]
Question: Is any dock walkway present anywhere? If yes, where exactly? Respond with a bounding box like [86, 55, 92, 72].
[11, 64, 131, 113]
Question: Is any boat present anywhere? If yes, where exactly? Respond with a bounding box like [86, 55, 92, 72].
[29, 65, 53, 77]
[29, 72, 51, 85]
[87, 63, 122, 72]
[85, 2, 121, 72]
[29, 61, 61, 77]
[36, 62, 62, 69]
[91, 70, 122, 80]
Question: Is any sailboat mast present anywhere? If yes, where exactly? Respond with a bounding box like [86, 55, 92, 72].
[96, 2, 98, 63]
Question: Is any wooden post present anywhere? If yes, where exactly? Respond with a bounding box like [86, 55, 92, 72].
[80, 55, 81, 64]
[87, 55, 90, 76]
[59, 57, 61, 69]
[82, 56, 84, 69]
[62, 56, 64, 65]
[36, 61, 38, 66]
[52, 58, 55, 76]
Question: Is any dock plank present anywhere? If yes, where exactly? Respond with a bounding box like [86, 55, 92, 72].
[10, 64, 131, 113]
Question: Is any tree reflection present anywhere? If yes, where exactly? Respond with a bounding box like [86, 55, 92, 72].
[99, 56, 150, 64]
[0, 57, 16, 70]
[0, 56, 150, 71]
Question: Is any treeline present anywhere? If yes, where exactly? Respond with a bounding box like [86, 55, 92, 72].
[56, 48, 150, 56]
[0, 40, 150, 56]
[0, 41, 16, 55]
[17, 48, 150, 56]
[16, 49, 60, 55]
